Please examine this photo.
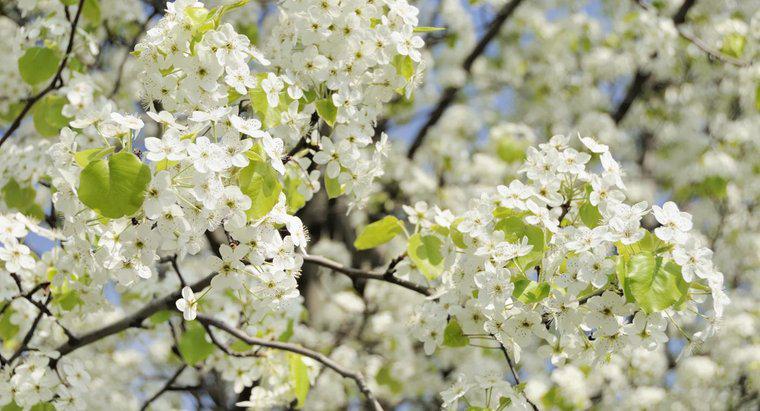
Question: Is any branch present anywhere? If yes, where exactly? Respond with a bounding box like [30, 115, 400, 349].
[54, 271, 215, 358]
[196, 315, 384, 411]
[109, 10, 159, 98]
[140, 365, 187, 411]
[406, 0, 524, 159]
[611, 0, 699, 124]
[633, 0, 750, 67]
[0, 0, 85, 150]
[496, 339, 539, 411]
[302, 254, 431, 296]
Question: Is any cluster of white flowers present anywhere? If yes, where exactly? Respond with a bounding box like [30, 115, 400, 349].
[402, 134, 727, 405]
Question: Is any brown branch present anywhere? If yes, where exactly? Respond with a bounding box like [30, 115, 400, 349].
[302, 254, 431, 296]
[495, 338, 539, 411]
[54, 271, 216, 358]
[109, 10, 159, 98]
[406, 0, 524, 159]
[0, 0, 85, 150]
[7, 295, 50, 364]
[611, 0, 699, 125]
[140, 365, 187, 410]
[196, 314, 384, 411]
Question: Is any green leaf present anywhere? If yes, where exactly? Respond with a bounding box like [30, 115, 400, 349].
[18, 47, 60, 86]
[755, 83, 760, 111]
[2, 179, 44, 220]
[74, 147, 114, 168]
[443, 318, 469, 347]
[238, 160, 282, 220]
[579, 201, 602, 228]
[720, 33, 746, 58]
[52, 290, 83, 311]
[407, 233, 444, 280]
[284, 174, 306, 214]
[0, 401, 22, 411]
[625, 253, 689, 313]
[288, 353, 310, 408]
[315, 98, 337, 127]
[29, 404, 55, 411]
[248, 75, 282, 128]
[33, 95, 70, 137]
[229, 339, 253, 352]
[77, 151, 152, 219]
[512, 279, 551, 304]
[375, 365, 403, 393]
[82, 0, 101, 24]
[178, 321, 216, 365]
[413, 26, 446, 33]
[495, 216, 544, 252]
[495, 138, 528, 163]
[0, 307, 20, 342]
[392, 54, 414, 80]
[354, 216, 404, 250]
[324, 174, 344, 199]
[148, 310, 173, 325]
[278, 318, 294, 342]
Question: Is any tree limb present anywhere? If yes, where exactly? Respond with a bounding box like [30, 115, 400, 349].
[406, 0, 524, 159]
[302, 254, 431, 296]
[0, 0, 85, 149]
[196, 314, 384, 411]
[140, 365, 187, 411]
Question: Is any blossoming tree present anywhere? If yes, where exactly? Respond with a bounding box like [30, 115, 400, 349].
[0, 0, 756, 409]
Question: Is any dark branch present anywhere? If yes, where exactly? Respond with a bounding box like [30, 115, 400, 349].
[0, 0, 85, 149]
[197, 314, 384, 411]
[406, 0, 524, 159]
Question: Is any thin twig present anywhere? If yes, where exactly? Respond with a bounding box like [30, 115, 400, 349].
[302, 254, 431, 296]
[406, 0, 525, 159]
[0, 0, 85, 149]
[611, 0, 699, 125]
[109, 10, 159, 98]
[197, 315, 384, 411]
[140, 365, 187, 410]
[496, 338, 539, 411]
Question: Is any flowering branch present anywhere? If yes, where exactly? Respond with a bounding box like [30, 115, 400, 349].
[0, 0, 85, 149]
[406, 0, 525, 159]
[196, 314, 384, 411]
[302, 253, 431, 296]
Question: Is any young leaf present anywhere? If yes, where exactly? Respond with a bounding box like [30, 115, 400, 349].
[375, 365, 403, 393]
[392, 54, 414, 80]
[625, 253, 689, 313]
[407, 233, 444, 280]
[178, 321, 216, 365]
[413, 26, 446, 33]
[443, 318, 469, 347]
[238, 160, 282, 219]
[33, 95, 70, 137]
[512, 279, 550, 304]
[284, 174, 306, 214]
[2, 179, 44, 220]
[74, 147, 114, 168]
[354, 216, 404, 250]
[324, 174, 344, 199]
[0, 307, 20, 341]
[288, 353, 310, 408]
[579, 201, 602, 228]
[720, 33, 746, 58]
[77, 151, 152, 219]
[18, 47, 60, 86]
[495, 216, 544, 252]
[315, 98, 337, 127]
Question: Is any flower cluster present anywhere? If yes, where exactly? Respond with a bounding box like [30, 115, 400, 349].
[402, 135, 727, 391]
